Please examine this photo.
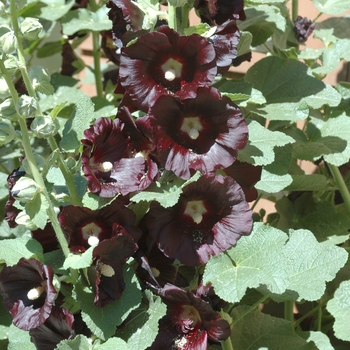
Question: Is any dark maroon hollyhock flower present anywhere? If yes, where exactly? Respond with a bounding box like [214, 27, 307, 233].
[194, 0, 246, 25]
[223, 160, 262, 202]
[232, 51, 252, 67]
[61, 42, 80, 76]
[29, 306, 75, 349]
[144, 174, 252, 267]
[147, 87, 248, 179]
[0, 258, 57, 330]
[148, 283, 230, 349]
[106, 0, 146, 48]
[293, 16, 316, 43]
[58, 199, 141, 253]
[89, 228, 137, 307]
[210, 20, 240, 73]
[82, 117, 157, 197]
[31, 223, 59, 253]
[5, 168, 25, 228]
[119, 26, 217, 111]
[101, 30, 121, 66]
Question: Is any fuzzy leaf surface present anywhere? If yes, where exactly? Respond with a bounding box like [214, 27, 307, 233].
[313, 0, 350, 15]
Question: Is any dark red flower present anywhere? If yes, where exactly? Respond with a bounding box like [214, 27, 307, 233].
[146, 87, 248, 179]
[148, 284, 230, 349]
[223, 160, 262, 202]
[0, 258, 57, 330]
[89, 228, 137, 307]
[29, 306, 75, 349]
[58, 199, 141, 253]
[144, 174, 252, 267]
[194, 0, 246, 25]
[293, 16, 316, 43]
[82, 117, 157, 197]
[31, 223, 59, 253]
[210, 20, 240, 74]
[118, 26, 217, 111]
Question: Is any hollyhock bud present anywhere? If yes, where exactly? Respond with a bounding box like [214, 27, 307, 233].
[0, 119, 15, 146]
[20, 17, 43, 41]
[293, 16, 315, 43]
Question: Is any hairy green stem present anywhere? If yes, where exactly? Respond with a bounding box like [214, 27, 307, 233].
[89, 0, 104, 98]
[221, 336, 234, 350]
[328, 163, 350, 215]
[47, 136, 82, 206]
[167, 5, 177, 31]
[230, 295, 269, 328]
[284, 300, 295, 322]
[292, 0, 298, 21]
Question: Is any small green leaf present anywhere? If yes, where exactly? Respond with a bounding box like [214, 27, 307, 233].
[327, 280, 350, 341]
[236, 31, 252, 57]
[317, 17, 350, 39]
[60, 94, 95, 152]
[230, 306, 316, 350]
[7, 324, 36, 350]
[284, 174, 329, 191]
[61, 7, 112, 35]
[56, 335, 92, 350]
[38, 0, 76, 21]
[63, 247, 94, 270]
[96, 338, 127, 350]
[25, 193, 49, 229]
[313, 0, 350, 15]
[255, 169, 293, 193]
[305, 331, 334, 350]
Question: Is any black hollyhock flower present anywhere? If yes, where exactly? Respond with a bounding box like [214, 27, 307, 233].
[223, 160, 262, 202]
[147, 87, 248, 179]
[106, 0, 146, 49]
[144, 174, 252, 267]
[82, 117, 157, 197]
[31, 223, 59, 253]
[293, 16, 316, 43]
[0, 258, 57, 330]
[210, 20, 240, 74]
[118, 26, 217, 111]
[148, 283, 230, 349]
[29, 306, 75, 349]
[194, 0, 246, 25]
[89, 228, 137, 307]
[5, 168, 26, 228]
[58, 199, 141, 253]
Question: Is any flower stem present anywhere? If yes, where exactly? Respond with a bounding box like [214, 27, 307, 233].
[89, 0, 104, 98]
[328, 163, 350, 215]
[47, 136, 82, 206]
[292, 0, 298, 21]
[230, 295, 269, 328]
[284, 300, 294, 322]
[294, 298, 330, 329]
[221, 336, 234, 350]
[168, 5, 178, 31]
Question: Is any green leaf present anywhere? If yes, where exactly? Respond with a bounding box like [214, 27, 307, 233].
[63, 247, 94, 270]
[238, 6, 286, 46]
[56, 335, 92, 350]
[96, 338, 127, 350]
[327, 280, 350, 341]
[317, 17, 350, 39]
[38, 0, 76, 21]
[238, 120, 294, 166]
[25, 193, 49, 229]
[284, 174, 329, 191]
[29, 66, 54, 95]
[313, 0, 350, 15]
[230, 306, 316, 350]
[183, 23, 216, 37]
[76, 264, 142, 340]
[61, 7, 112, 35]
[255, 169, 293, 193]
[203, 223, 348, 303]
[0, 235, 43, 266]
[0, 172, 8, 200]
[60, 94, 95, 152]
[7, 324, 36, 350]
[236, 31, 252, 57]
[305, 331, 334, 350]
[131, 171, 201, 208]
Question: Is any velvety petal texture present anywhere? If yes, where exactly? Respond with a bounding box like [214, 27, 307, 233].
[147, 87, 248, 179]
[29, 306, 75, 349]
[58, 198, 141, 253]
[82, 117, 156, 197]
[119, 26, 217, 111]
[148, 283, 230, 349]
[144, 174, 252, 267]
[0, 258, 57, 330]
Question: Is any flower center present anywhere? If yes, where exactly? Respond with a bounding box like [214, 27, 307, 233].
[91, 161, 113, 172]
[98, 262, 115, 277]
[184, 200, 207, 224]
[27, 285, 45, 301]
[175, 305, 201, 333]
[151, 267, 160, 278]
[82, 222, 102, 244]
[180, 117, 203, 140]
[161, 58, 183, 81]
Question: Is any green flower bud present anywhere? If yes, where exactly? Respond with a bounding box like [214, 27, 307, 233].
[18, 95, 37, 118]
[4, 55, 19, 76]
[0, 2, 6, 16]
[29, 66, 54, 95]
[20, 17, 43, 41]
[11, 176, 40, 202]
[0, 77, 10, 98]
[31, 115, 59, 138]
[0, 119, 15, 146]
[15, 211, 38, 230]
[0, 25, 17, 54]
[0, 98, 17, 119]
